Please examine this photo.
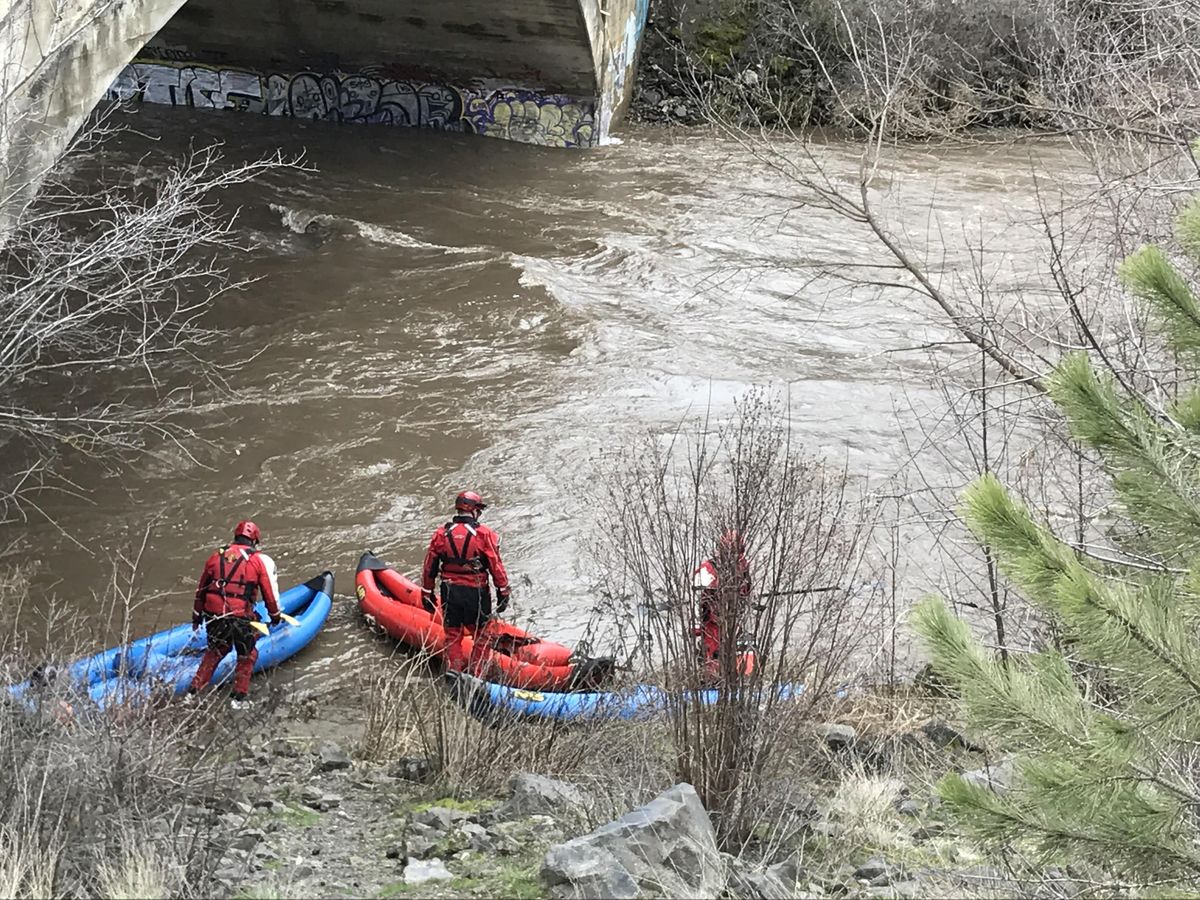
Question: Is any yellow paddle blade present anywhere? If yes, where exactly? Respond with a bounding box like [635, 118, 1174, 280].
[250, 621, 270, 636]
[280, 613, 300, 627]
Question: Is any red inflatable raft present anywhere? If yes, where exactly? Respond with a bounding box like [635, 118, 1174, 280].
[355, 551, 614, 692]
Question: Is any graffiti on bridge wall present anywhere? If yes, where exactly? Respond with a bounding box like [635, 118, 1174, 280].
[107, 63, 597, 149]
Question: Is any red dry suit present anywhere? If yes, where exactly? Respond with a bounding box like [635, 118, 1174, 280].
[422, 515, 511, 672]
[693, 552, 752, 662]
[189, 538, 281, 698]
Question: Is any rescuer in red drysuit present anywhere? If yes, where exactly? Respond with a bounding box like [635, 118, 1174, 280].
[692, 529, 753, 666]
[187, 520, 281, 708]
[421, 491, 511, 673]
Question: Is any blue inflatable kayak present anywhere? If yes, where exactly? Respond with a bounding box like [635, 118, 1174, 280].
[444, 671, 813, 723]
[10, 572, 334, 711]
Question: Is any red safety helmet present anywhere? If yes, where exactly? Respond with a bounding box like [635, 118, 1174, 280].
[233, 520, 261, 543]
[718, 529, 744, 553]
[454, 490, 488, 513]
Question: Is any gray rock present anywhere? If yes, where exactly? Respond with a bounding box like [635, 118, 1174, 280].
[897, 799, 921, 817]
[230, 829, 265, 852]
[766, 858, 804, 892]
[673, 104, 688, 118]
[300, 786, 341, 811]
[725, 853, 795, 899]
[921, 720, 984, 752]
[269, 738, 301, 758]
[493, 774, 588, 822]
[315, 741, 352, 772]
[541, 783, 723, 900]
[391, 756, 432, 783]
[913, 824, 944, 842]
[214, 863, 244, 884]
[490, 816, 565, 855]
[392, 833, 440, 859]
[414, 806, 472, 831]
[460, 822, 492, 851]
[961, 757, 1015, 795]
[543, 842, 639, 899]
[404, 857, 453, 884]
[854, 857, 892, 882]
[815, 723, 857, 750]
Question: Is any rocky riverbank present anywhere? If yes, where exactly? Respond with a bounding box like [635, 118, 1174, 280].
[201, 684, 1084, 900]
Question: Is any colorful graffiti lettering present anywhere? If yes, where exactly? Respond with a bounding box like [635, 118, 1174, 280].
[106, 62, 597, 149]
[464, 90, 594, 148]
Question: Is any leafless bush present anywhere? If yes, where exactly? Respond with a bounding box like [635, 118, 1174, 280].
[359, 656, 671, 821]
[652, 0, 1200, 138]
[0, 557, 269, 898]
[587, 389, 885, 847]
[0, 111, 302, 524]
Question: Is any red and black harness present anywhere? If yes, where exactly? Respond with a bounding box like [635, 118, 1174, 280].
[439, 520, 488, 577]
[202, 545, 259, 615]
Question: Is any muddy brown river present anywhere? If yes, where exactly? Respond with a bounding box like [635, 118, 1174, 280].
[3, 106, 1087, 689]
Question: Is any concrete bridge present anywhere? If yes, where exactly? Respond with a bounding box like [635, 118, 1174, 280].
[1, 0, 649, 225]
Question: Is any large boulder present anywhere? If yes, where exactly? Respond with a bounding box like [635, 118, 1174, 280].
[541, 783, 724, 900]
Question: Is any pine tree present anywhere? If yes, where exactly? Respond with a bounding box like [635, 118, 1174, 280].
[913, 199, 1200, 886]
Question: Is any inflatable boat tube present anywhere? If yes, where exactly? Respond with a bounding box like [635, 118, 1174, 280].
[356, 551, 613, 692]
[10, 572, 334, 711]
[444, 671, 814, 724]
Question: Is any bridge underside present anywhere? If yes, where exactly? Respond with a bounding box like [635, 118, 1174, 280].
[109, 0, 647, 148]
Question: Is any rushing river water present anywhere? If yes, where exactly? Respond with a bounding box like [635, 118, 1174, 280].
[3, 106, 1088, 689]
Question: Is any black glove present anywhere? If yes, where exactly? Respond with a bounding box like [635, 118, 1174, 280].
[192, 613, 202, 631]
[496, 591, 510, 614]
[270, 614, 282, 628]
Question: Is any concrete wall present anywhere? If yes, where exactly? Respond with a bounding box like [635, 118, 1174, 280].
[0, 0, 186, 228]
[596, 0, 649, 136]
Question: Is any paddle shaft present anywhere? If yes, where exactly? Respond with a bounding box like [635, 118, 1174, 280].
[248, 615, 298, 636]
[759, 586, 840, 597]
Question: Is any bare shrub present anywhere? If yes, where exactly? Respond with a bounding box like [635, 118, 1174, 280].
[359, 655, 672, 822]
[588, 389, 885, 847]
[0, 553, 276, 898]
[650, 0, 1199, 137]
[0, 111, 302, 523]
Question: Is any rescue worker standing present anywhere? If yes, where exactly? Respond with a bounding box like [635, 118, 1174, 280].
[187, 520, 281, 708]
[422, 491, 511, 673]
[693, 529, 753, 665]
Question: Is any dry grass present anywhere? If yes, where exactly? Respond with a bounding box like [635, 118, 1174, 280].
[0, 558, 281, 898]
[0, 825, 59, 899]
[95, 841, 175, 900]
[827, 771, 907, 853]
[359, 654, 673, 824]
